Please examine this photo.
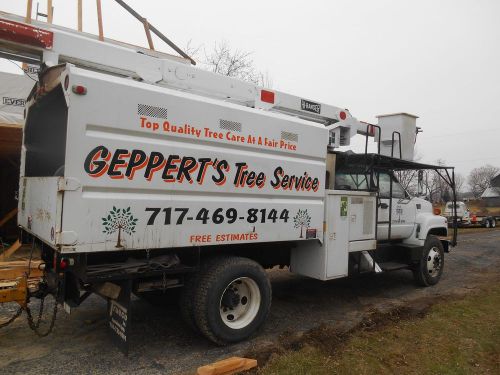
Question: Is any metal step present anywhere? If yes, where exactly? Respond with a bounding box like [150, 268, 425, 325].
[360, 251, 382, 273]
[378, 261, 410, 272]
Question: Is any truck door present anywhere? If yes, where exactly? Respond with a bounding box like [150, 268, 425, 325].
[377, 173, 416, 239]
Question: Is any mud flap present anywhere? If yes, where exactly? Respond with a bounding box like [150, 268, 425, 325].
[107, 280, 132, 356]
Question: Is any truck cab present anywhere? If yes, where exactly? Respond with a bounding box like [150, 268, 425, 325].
[334, 157, 449, 245]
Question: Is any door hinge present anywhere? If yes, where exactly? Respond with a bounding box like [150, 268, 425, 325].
[58, 178, 81, 192]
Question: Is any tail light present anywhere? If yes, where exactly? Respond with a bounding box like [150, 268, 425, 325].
[260, 90, 275, 104]
[72, 85, 87, 95]
[59, 257, 75, 270]
[59, 258, 69, 270]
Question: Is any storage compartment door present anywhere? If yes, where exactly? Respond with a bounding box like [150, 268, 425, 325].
[326, 195, 349, 279]
[18, 177, 63, 247]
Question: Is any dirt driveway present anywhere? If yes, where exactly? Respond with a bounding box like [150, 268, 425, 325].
[1, 228, 499, 375]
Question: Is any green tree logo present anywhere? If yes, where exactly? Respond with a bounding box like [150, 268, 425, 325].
[293, 209, 311, 238]
[102, 206, 138, 248]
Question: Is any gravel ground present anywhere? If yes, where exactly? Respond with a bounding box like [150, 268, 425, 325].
[0, 228, 499, 375]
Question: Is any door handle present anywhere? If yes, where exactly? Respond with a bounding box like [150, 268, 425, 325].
[379, 202, 389, 209]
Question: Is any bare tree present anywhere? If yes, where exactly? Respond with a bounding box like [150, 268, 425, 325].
[454, 173, 465, 199]
[395, 169, 418, 195]
[468, 164, 500, 198]
[185, 40, 273, 87]
[413, 159, 453, 204]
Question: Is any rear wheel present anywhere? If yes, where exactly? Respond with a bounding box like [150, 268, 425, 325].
[413, 235, 444, 287]
[484, 220, 491, 228]
[490, 219, 496, 228]
[190, 256, 271, 345]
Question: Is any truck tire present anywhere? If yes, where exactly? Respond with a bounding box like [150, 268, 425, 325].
[191, 256, 271, 345]
[179, 274, 201, 333]
[492, 219, 496, 228]
[413, 235, 444, 287]
[484, 220, 491, 228]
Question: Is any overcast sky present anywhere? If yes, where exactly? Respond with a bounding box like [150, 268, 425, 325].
[1, 0, 499, 179]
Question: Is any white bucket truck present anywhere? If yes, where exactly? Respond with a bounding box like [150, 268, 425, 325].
[0, 12, 457, 352]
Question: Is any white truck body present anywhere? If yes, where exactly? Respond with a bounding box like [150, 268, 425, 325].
[19, 65, 330, 253]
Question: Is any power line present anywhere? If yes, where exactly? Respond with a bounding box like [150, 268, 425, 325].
[5, 59, 38, 82]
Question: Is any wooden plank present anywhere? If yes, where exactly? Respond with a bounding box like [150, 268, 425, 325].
[96, 0, 104, 41]
[25, 0, 33, 24]
[0, 240, 22, 261]
[197, 357, 257, 375]
[47, 0, 53, 24]
[0, 268, 43, 280]
[0, 280, 18, 288]
[0, 208, 18, 228]
[142, 19, 155, 50]
[78, 0, 83, 31]
[0, 260, 43, 267]
[0, 123, 23, 129]
[0, 276, 27, 307]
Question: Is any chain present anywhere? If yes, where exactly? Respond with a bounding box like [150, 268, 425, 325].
[25, 296, 58, 337]
[31, 295, 45, 329]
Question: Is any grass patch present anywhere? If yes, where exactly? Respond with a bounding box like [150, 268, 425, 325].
[260, 284, 500, 375]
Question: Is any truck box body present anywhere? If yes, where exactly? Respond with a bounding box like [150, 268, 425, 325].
[19, 65, 328, 253]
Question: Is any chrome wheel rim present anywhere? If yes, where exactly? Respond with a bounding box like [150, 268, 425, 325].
[219, 277, 261, 329]
[427, 247, 442, 278]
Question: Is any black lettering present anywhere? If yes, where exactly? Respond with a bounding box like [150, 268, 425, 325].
[177, 156, 197, 183]
[196, 158, 212, 183]
[233, 162, 247, 186]
[312, 178, 319, 191]
[108, 149, 129, 178]
[213, 160, 229, 184]
[162, 155, 181, 182]
[125, 150, 147, 178]
[144, 152, 165, 180]
[270, 166, 283, 188]
[84, 145, 109, 176]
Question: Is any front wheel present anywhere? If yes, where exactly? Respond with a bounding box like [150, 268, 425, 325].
[413, 235, 445, 287]
[191, 256, 271, 345]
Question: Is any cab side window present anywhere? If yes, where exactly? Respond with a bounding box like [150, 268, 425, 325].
[335, 173, 369, 190]
[378, 173, 407, 199]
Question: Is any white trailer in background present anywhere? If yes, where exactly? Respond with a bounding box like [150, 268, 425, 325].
[0, 13, 457, 353]
[444, 201, 497, 228]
